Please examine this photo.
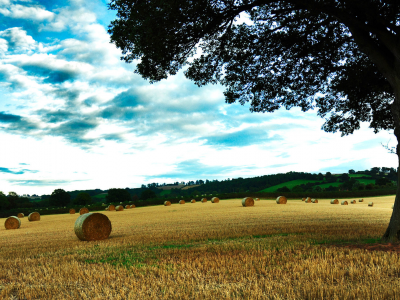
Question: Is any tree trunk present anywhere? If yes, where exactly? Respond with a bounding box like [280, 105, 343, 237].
[382, 83, 400, 243]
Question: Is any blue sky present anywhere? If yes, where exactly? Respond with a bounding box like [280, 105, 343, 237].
[0, 0, 397, 195]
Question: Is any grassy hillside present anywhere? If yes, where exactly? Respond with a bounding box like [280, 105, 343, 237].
[259, 179, 321, 192]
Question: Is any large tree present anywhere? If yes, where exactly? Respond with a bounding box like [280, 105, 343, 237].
[108, 0, 400, 241]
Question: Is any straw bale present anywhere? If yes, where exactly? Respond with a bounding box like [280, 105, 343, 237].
[341, 201, 348, 205]
[69, 208, 76, 214]
[115, 205, 124, 211]
[302, 198, 306, 201]
[108, 204, 116, 211]
[392, 204, 394, 209]
[242, 197, 254, 207]
[311, 199, 318, 203]
[255, 198, 260, 201]
[79, 207, 89, 215]
[305, 198, 312, 203]
[330, 199, 339, 204]
[130, 204, 135, 208]
[351, 200, 356, 204]
[17, 213, 24, 218]
[125, 205, 130, 209]
[359, 199, 364, 202]
[201, 198, 207, 203]
[28, 212, 40, 221]
[102, 203, 106, 206]
[276, 196, 287, 204]
[368, 202, 374, 207]
[74, 213, 112, 241]
[179, 200, 185, 204]
[191, 199, 196, 203]
[164, 201, 171, 206]
[211, 197, 220, 203]
[5, 216, 21, 229]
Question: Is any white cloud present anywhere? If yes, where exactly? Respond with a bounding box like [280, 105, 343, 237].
[0, 27, 37, 53]
[0, 4, 54, 21]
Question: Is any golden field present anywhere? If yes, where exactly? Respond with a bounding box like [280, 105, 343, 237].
[0, 196, 399, 299]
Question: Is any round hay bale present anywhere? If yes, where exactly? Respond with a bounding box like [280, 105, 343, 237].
[201, 198, 207, 203]
[368, 202, 374, 207]
[179, 200, 185, 204]
[28, 212, 40, 221]
[17, 213, 24, 218]
[242, 197, 254, 207]
[115, 205, 124, 211]
[164, 201, 171, 206]
[105, 208, 108, 211]
[392, 204, 394, 209]
[108, 204, 116, 211]
[74, 213, 112, 241]
[302, 198, 306, 201]
[255, 198, 260, 201]
[276, 196, 287, 204]
[191, 199, 196, 203]
[120, 202, 123, 204]
[130, 204, 135, 208]
[125, 205, 130, 209]
[311, 199, 318, 203]
[102, 203, 106, 206]
[330, 199, 339, 204]
[305, 198, 312, 203]
[211, 197, 220, 203]
[359, 199, 364, 202]
[79, 207, 89, 215]
[5, 216, 21, 230]
[69, 208, 76, 214]
[341, 201, 348, 205]
[351, 200, 356, 204]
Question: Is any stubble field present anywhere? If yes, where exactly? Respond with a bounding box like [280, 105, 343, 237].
[0, 196, 399, 299]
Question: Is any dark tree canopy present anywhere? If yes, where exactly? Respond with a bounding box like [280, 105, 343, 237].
[108, 0, 399, 136]
[73, 192, 93, 205]
[50, 189, 71, 206]
[106, 188, 132, 203]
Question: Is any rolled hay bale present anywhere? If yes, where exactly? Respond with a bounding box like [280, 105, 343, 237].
[305, 198, 312, 203]
[359, 199, 364, 202]
[191, 199, 196, 203]
[330, 199, 339, 204]
[79, 207, 89, 215]
[302, 198, 306, 201]
[108, 204, 115, 211]
[276, 196, 287, 204]
[130, 204, 135, 208]
[17, 213, 24, 218]
[125, 205, 130, 209]
[341, 201, 348, 205]
[179, 200, 185, 204]
[211, 197, 220, 203]
[69, 208, 76, 214]
[164, 201, 171, 206]
[256, 198, 260, 201]
[242, 197, 254, 207]
[311, 199, 318, 203]
[368, 202, 374, 207]
[392, 204, 394, 209]
[74, 213, 112, 241]
[5, 216, 21, 230]
[28, 212, 40, 221]
[120, 202, 123, 204]
[102, 203, 106, 206]
[351, 200, 356, 204]
[201, 198, 207, 203]
[115, 205, 124, 211]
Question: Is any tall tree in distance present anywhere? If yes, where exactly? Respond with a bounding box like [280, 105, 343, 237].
[108, 0, 400, 241]
[50, 189, 71, 207]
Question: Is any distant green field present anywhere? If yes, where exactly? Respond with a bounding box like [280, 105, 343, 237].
[159, 190, 172, 196]
[259, 175, 376, 192]
[92, 193, 107, 200]
[259, 179, 321, 192]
